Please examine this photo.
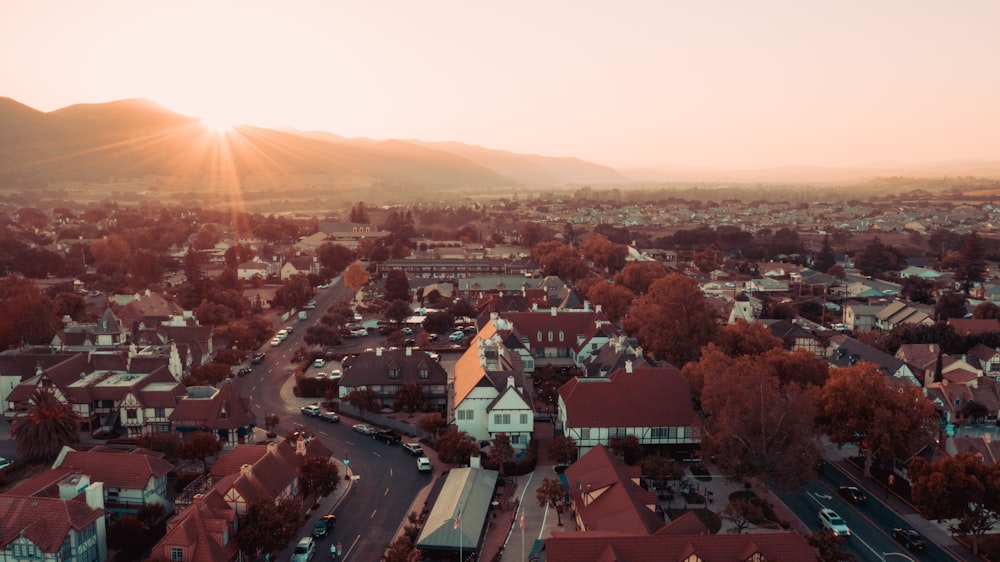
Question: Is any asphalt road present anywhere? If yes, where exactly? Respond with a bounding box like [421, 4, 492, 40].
[234, 274, 426, 562]
[778, 464, 950, 561]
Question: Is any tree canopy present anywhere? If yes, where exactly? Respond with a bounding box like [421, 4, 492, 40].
[623, 273, 717, 366]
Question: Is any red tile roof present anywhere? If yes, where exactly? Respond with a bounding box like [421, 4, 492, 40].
[559, 367, 696, 429]
[544, 531, 818, 562]
[170, 380, 255, 430]
[55, 447, 173, 490]
[0, 495, 104, 552]
[565, 444, 663, 535]
[152, 489, 237, 562]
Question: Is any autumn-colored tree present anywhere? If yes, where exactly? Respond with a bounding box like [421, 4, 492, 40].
[820, 362, 938, 478]
[12, 388, 83, 461]
[641, 454, 684, 489]
[489, 432, 515, 478]
[614, 262, 667, 295]
[518, 221, 546, 248]
[714, 319, 782, 358]
[384, 299, 413, 326]
[761, 348, 830, 387]
[436, 429, 480, 464]
[185, 362, 232, 386]
[0, 276, 60, 348]
[136, 432, 184, 460]
[127, 249, 163, 290]
[682, 345, 738, 407]
[623, 273, 717, 366]
[807, 530, 852, 562]
[236, 497, 304, 560]
[720, 499, 762, 534]
[343, 388, 381, 419]
[393, 381, 426, 413]
[909, 452, 1000, 556]
[608, 435, 643, 465]
[973, 301, 1000, 320]
[178, 432, 223, 474]
[699, 360, 820, 490]
[581, 234, 629, 274]
[585, 282, 634, 323]
[535, 477, 571, 526]
[343, 261, 370, 295]
[417, 412, 448, 445]
[532, 240, 590, 282]
[298, 455, 341, 499]
[90, 233, 131, 268]
[382, 536, 419, 562]
[317, 242, 355, 276]
[548, 435, 578, 466]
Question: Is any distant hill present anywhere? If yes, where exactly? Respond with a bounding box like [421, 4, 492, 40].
[0, 97, 630, 192]
[621, 161, 1000, 184]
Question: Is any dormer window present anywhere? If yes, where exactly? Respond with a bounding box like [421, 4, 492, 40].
[420, 368, 429, 379]
[559, 331, 564, 342]
[537, 331, 542, 341]
[389, 368, 400, 380]
[548, 331, 553, 341]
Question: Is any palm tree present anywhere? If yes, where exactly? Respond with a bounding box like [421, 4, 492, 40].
[12, 388, 83, 461]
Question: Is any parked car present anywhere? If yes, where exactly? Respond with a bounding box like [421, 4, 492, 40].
[290, 536, 315, 562]
[818, 508, 850, 537]
[352, 328, 368, 337]
[402, 443, 425, 457]
[301, 404, 321, 417]
[417, 456, 432, 472]
[277, 329, 289, 340]
[401, 327, 413, 335]
[372, 429, 402, 444]
[312, 514, 336, 538]
[353, 423, 375, 435]
[892, 527, 926, 551]
[269, 337, 282, 347]
[313, 358, 325, 368]
[320, 412, 340, 423]
[251, 352, 266, 364]
[838, 486, 867, 504]
[0, 457, 12, 471]
[237, 366, 252, 377]
[353, 312, 363, 321]
[449, 331, 465, 342]
[327, 369, 342, 379]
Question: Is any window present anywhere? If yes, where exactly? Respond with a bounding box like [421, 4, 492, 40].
[580, 428, 590, 440]
[457, 410, 474, 421]
[170, 547, 185, 561]
[510, 434, 521, 444]
[160, 424, 171, 433]
[13, 543, 41, 557]
[126, 408, 138, 419]
[420, 368, 429, 379]
[155, 407, 166, 418]
[537, 331, 542, 341]
[494, 413, 511, 425]
[520, 413, 529, 425]
[548, 331, 553, 341]
[559, 331, 564, 342]
[389, 368, 400, 380]
[609, 428, 627, 439]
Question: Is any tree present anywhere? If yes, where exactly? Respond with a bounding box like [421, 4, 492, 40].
[614, 262, 667, 295]
[532, 240, 590, 282]
[298, 455, 341, 499]
[343, 388, 381, 419]
[623, 273, 718, 366]
[820, 362, 938, 478]
[185, 362, 232, 386]
[384, 269, 411, 302]
[418, 412, 448, 445]
[935, 291, 968, 321]
[489, 433, 515, 478]
[436, 429, 480, 464]
[909, 452, 1000, 557]
[535, 477, 570, 526]
[973, 302, 1000, 320]
[807, 530, 853, 562]
[641, 454, 684, 490]
[608, 435, 643, 465]
[179, 432, 223, 473]
[264, 413, 280, 436]
[136, 432, 184, 460]
[714, 319, 782, 358]
[0, 276, 60, 348]
[581, 234, 629, 274]
[127, 249, 163, 289]
[957, 231, 987, 295]
[349, 201, 370, 223]
[107, 516, 147, 557]
[382, 536, 418, 562]
[585, 282, 634, 323]
[519, 221, 546, 248]
[12, 388, 83, 461]
[394, 381, 426, 413]
[236, 497, 304, 560]
[699, 359, 820, 490]
[548, 435, 578, 466]
[720, 499, 763, 534]
[274, 274, 312, 310]
[318, 242, 355, 276]
[423, 310, 455, 335]
[813, 234, 836, 273]
[384, 299, 413, 326]
[450, 299, 477, 321]
[304, 324, 342, 347]
[343, 262, 370, 294]
[854, 236, 904, 277]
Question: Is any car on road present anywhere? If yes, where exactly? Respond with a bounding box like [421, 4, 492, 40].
[838, 486, 867, 504]
[269, 337, 282, 347]
[402, 443, 425, 457]
[312, 358, 325, 368]
[236, 366, 252, 377]
[353, 423, 375, 435]
[312, 514, 336, 538]
[892, 527, 926, 551]
[320, 412, 340, 423]
[0, 457, 12, 471]
[353, 312, 363, 321]
[401, 327, 413, 335]
[318, 283, 329, 289]
[290, 536, 315, 562]
[417, 456, 432, 472]
[351, 328, 368, 337]
[251, 352, 266, 364]
[301, 404, 321, 417]
[277, 329, 289, 340]
[818, 508, 850, 537]
[449, 330, 465, 342]
[372, 429, 402, 444]
[327, 369, 342, 379]
[304, 300, 317, 309]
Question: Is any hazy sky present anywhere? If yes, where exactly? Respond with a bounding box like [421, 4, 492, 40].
[3, 1, 999, 170]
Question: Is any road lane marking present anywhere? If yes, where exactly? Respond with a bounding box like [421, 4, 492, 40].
[370, 509, 377, 518]
[384, 488, 390, 496]
[372, 452, 381, 458]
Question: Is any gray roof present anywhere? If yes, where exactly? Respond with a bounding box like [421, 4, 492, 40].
[417, 467, 498, 552]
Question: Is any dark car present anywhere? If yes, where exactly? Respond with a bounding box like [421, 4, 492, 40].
[838, 486, 868, 504]
[312, 514, 336, 538]
[320, 412, 340, 423]
[892, 527, 926, 551]
[401, 442, 425, 457]
[372, 429, 402, 444]
[237, 366, 252, 377]
[251, 352, 266, 364]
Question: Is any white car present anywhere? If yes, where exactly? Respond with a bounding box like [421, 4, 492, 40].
[449, 330, 465, 342]
[277, 329, 289, 340]
[269, 337, 282, 347]
[301, 405, 321, 417]
[353, 312, 363, 321]
[818, 508, 851, 537]
[417, 456, 432, 472]
[0, 457, 12, 471]
[290, 536, 315, 562]
[353, 423, 375, 435]
[312, 358, 325, 368]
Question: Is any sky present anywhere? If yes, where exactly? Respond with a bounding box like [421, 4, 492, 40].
[3, 1, 999, 171]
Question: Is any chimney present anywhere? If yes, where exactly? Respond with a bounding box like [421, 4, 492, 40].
[469, 455, 482, 469]
[507, 375, 515, 388]
[584, 301, 591, 311]
[84, 481, 104, 510]
[406, 347, 412, 356]
[376, 347, 383, 356]
[625, 360, 633, 373]
[240, 464, 252, 477]
[595, 304, 602, 313]
[532, 303, 538, 311]
[551, 307, 557, 316]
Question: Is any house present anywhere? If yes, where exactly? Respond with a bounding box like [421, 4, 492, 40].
[0, 473, 107, 562]
[236, 257, 276, 280]
[843, 303, 881, 333]
[0, 350, 80, 418]
[896, 343, 982, 387]
[875, 301, 934, 331]
[759, 318, 829, 358]
[744, 278, 789, 293]
[280, 256, 318, 280]
[453, 324, 534, 449]
[827, 334, 921, 386]
[579, 335, 650, 378]
[948, 318, 1000, 337]
[338, 347, 449, 411]
[415, 464, 498, 561]
[148, 488, 238, 562]
[558, 364, 699, 455]
[51, 307, 129, 351]
[564, 444, 664, 535]
[170, 380, 256, 447]
[498, 306, 618, 369]
[966, 343, 1000, 378]
[49, 445, 174, 519]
